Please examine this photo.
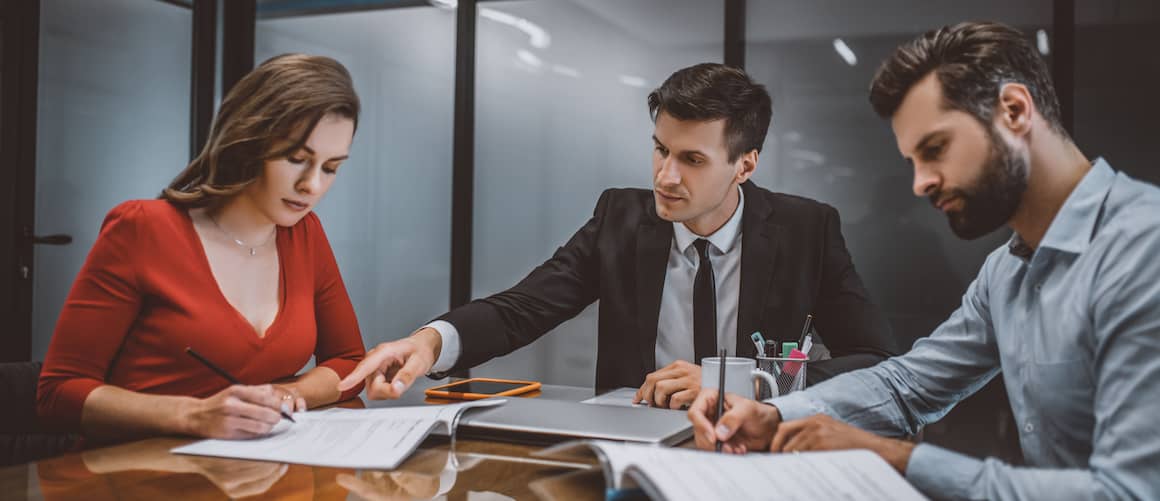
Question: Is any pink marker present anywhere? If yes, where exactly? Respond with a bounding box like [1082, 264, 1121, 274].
[783, 348, 808, 377]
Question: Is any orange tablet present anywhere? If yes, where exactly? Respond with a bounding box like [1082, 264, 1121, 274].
[424, 377, 542, 400]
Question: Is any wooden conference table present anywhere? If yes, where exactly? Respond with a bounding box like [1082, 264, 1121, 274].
[0, 384, 682, 500]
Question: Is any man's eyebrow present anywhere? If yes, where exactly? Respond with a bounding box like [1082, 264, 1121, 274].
[912, 130, 949, 155]
[652, 136, 708, 157]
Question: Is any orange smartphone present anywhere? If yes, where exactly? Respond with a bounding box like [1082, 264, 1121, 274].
[424, 377, 542, 400]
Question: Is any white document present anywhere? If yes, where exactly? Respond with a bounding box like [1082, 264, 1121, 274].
[537, 440, 927, 501]
[580, 387, 647, 407]
[172, 400, 504, 470]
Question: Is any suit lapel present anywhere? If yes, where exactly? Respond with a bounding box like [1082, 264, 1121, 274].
[636, 202, 672, 375]
[736, 181, 779, 358]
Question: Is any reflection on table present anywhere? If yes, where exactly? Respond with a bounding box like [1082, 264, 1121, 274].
[0, 385, 625, 500]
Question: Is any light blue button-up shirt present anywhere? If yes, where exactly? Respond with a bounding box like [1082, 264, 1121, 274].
[770, 159, 1160, 500]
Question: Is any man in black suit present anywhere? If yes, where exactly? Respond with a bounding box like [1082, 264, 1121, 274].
[340, 63, 897, 408]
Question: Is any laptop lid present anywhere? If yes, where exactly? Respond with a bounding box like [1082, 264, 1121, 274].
[456, 397, 693, 446]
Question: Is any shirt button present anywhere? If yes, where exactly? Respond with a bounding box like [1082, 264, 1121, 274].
[1024, 422, 1035, 433]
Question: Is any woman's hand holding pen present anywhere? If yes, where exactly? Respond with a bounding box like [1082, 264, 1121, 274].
[338, 328, 441, 400]
[272, 383, 308, 413]
[180, 384, 293, 439]
[687, 389, 781, 453]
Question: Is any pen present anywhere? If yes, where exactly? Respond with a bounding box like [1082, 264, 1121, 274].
[801, 329, 814, 356]
[715, 348, 726, 453]
[750, 331, 767, 357]
[185, 347, 296, 423]
[797, 314, 814, 346]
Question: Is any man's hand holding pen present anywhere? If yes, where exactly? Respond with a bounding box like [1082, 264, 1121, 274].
[687, 390, 915, 473]
[687, 389, 781, 454]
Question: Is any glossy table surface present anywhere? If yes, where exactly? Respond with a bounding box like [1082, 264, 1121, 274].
[0, 384, 670, 500]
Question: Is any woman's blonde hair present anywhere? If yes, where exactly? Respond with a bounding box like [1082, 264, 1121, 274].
[162, 53, 360, 207]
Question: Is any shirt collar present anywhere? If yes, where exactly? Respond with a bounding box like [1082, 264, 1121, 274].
[673, 185, 745, 255]
[1008, 157, 1115, 257]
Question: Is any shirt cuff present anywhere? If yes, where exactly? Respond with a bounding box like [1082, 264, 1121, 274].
[905, 442, 983, 500]
[425, 320, 461, 374]
[765, 390, 827, 421]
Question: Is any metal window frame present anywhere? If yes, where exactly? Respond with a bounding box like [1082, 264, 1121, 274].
[1052, 0, 1075, 135]
[191, 0, 216, 159]
[725, 0, 746, 68]
[1, 0, 40, 362]
[221, 0, 256, 98]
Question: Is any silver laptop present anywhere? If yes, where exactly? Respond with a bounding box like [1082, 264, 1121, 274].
[456, 397, 693, 446]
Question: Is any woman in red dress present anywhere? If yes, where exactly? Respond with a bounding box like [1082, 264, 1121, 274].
[37, 54, 367, 443]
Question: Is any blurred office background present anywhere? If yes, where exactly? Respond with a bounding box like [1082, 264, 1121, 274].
[3, 0, 1157, 463]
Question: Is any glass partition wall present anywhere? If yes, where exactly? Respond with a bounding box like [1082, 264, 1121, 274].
[470, 0, 724, 385]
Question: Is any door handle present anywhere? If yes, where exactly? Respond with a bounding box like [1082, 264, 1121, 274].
[31, 234, 72, 245]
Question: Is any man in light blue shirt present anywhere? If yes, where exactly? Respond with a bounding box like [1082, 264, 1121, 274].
[688, 21, 1160, 500]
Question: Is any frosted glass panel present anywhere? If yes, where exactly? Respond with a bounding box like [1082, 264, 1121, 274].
[745, 0, 1052, 350]
[472, 0, 723, 385]
[256, 7, 455, 350]
[33, 0, 191, 360]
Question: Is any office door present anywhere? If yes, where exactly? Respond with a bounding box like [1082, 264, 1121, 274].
[26, 0, 191, 361]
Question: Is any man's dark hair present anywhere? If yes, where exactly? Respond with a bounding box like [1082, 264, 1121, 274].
[648, 63, 773, 162]
[869, 21, 1067, 136]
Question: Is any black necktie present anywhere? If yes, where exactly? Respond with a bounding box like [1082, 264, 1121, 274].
[693, 239, 717, 364]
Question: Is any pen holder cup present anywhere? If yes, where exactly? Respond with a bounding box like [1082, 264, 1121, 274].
[755, 356, 808, 400]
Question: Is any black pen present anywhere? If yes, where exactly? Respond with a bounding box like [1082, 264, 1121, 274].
[715, 348, 726, 453]
[185, 347, 296, 423]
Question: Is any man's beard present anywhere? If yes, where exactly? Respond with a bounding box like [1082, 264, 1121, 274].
[931, 129, 1029, 240]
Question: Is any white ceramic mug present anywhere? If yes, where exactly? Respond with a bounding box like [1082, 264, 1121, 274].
[700, 356, 778, 400]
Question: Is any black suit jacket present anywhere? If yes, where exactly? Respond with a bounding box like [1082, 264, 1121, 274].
[439, 181, 898, 389]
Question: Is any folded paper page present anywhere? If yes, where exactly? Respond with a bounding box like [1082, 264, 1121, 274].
[172, 399, 505, 470]
[537, 440, 927, 501]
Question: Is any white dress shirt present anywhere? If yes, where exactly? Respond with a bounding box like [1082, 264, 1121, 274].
[655, 186, 744, 368]
[427, 186, 745, 374]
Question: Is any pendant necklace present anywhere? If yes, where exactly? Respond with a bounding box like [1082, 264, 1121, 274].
[210, 214, 276, 256]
